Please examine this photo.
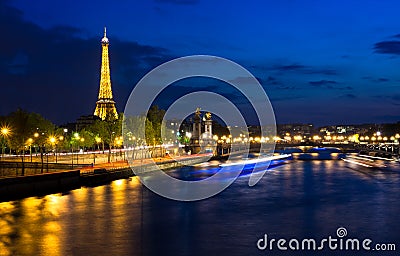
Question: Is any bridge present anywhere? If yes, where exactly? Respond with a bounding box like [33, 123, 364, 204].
[355, 143, 399, 158]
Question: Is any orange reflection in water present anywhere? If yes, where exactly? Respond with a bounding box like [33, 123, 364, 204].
[0, 194, 66, 256]
[0, 177, 144, 256]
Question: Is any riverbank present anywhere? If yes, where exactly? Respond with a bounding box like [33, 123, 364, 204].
[0, 154, 211, 202]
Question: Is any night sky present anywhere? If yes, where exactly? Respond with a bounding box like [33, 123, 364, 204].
[1, 0, 400, 126]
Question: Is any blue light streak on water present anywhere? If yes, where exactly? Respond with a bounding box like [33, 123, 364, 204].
[168, 159, 288, 181]
[0, 160, 399, 256]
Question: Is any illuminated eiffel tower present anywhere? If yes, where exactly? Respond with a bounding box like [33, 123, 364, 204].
[94, 27, 118, 120]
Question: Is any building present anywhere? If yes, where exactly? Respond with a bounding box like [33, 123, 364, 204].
[277, 123, 314, 137]
[76, 115, 101, 131]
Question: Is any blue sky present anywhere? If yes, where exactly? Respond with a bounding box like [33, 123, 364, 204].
[1, 0, 400, 125]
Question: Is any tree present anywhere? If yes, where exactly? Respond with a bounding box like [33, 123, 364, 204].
[147, 105, 166, 144]
[6, 109, 55, 175]
[123, 106, 172, 158]
[88, 112, 123, 162]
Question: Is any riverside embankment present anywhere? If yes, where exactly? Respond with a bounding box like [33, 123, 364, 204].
[0, 154, 210, 202]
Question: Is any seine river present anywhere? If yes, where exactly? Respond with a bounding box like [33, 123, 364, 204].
[0, 160, 399, 256]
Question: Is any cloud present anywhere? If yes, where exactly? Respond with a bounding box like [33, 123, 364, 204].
[390, 94, 400, 101]
[307, 80, 354, 91]
[307, 80, 353, 90]
[0, 0, 173, 124]
[154, 0, 199, 5]
[309, 80, 337, 86]
[270, 63, 337, 75]
[377, 78, 389, 82]
[264, 76, 284, 86]
[362, 76, 390, 83]
[371, 94, 400, 104]
[228, 76, 264, 85]
[271, 64, 306, 71]
[344, 94, 356, 98]
[303, 68, 337, 76]
[373, 40, 400, 55]
[270, 95, 304, 102]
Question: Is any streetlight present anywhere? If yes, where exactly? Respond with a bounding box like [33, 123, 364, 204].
[49, 136, 56, 144]
[49, 136, 58, 163]
[1, 126, 11, 176]
[27, 138, 33, 162]
[1, 126, 11, 156]
[1, 127, 10, 136]
[95, 136, 101, 150]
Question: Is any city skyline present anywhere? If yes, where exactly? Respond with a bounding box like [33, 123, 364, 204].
[1, 0, 400, 125]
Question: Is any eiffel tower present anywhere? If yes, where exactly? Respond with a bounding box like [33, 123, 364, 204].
[94, 27, 118, 121]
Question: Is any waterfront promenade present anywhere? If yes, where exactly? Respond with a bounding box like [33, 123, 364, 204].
[0, 152, 212, 202]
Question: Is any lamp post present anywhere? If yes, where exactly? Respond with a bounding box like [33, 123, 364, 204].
[1, 126, 10, 176]
[79, 137, 85, 164]
[1, 127, 10, 158]
[33, 132, 45, 173]
[58, 135, 64, 163]
[27, 138, 33, 162]
[49, 136, 57, 163]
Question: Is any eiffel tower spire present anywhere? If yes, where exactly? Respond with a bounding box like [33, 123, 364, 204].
[94, 27, 118, 120]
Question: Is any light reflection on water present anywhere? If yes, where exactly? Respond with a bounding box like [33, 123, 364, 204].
[0, 161, 399, 256]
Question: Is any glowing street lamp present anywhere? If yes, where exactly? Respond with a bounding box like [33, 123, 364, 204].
[1, 126, 11, 158]
[213, 135, 218, 141]
[27, 138, 34, 162]
[294, 135, 302, 141]
[49, 136, 56, 144]
[49, 136, 58, 162]
[1, 127, 10, 136]
[313, 135, 321, 141]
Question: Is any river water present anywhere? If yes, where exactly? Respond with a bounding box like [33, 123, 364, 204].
[0, 160, 399, 256]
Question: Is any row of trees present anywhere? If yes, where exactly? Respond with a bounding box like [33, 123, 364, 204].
[0, 109, 124, 166]
[0, 106, 176, 174]
[1, 109, 58, 175]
